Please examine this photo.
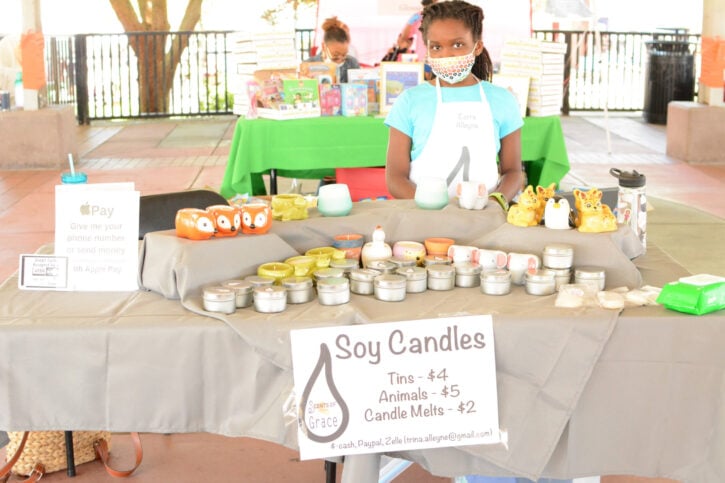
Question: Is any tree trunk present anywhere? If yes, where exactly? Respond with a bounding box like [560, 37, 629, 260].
[108, 0, 202, 114]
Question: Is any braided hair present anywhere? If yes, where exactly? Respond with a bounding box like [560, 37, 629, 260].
[419, 0, 493, 81]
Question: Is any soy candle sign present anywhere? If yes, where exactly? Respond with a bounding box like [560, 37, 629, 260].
[290, 315, 502, 460]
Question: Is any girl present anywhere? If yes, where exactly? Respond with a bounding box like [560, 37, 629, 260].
[385, 0, 523, 211]
[305, 16, 360, 83]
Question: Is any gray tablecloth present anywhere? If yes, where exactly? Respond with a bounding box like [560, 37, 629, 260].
[1, 202, 722, 482]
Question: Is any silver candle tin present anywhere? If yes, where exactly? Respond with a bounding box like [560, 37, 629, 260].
[366, 259, 397, 274]
[317, 277, 350, 306]
[281, 276, 315, 304]
[313, 267, 345, 283]
[389, 257, 417, 270]
[221, 279, 254, 308]
[525, 269, 557, 296]
[542, 243, 574, 269]
[202, 285, 236, 314]
[574, 266, 606, 291]
[244, 275, 275, 289]
[329, 258, 360, 275]
[545, 267, 572, 291]
[453, 262, 482, 288]
[423, 255, 452, 266]
[348, 268, 382, 295]
[374, 274, 408, 302]
[426, 264, 456, 291]
[481, 269, 512, 296]
[395, 266, 427, 293]
[253, 285, 287, 313]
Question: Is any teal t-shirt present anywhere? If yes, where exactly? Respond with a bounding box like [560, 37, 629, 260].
[384, 80, 523, 161]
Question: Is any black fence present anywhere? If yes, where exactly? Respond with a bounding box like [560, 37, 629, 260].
[43, 29, 701, 123]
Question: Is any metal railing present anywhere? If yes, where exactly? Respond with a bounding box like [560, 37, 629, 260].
[42, 29, 701, 123]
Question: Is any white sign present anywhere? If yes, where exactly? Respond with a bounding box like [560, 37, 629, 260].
[290, 315, 501, 460]
[54, 182, 140, 291]
[18, 255, 68, 290]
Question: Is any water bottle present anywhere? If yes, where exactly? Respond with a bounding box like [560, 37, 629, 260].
[14, 72, 23, 109]
[610, 168, 646, 253]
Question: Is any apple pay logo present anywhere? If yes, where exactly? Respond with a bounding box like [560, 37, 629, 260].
[79, 202, 115, 218]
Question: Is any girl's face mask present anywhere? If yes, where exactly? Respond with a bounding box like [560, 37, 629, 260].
[426, 44, 477, 84]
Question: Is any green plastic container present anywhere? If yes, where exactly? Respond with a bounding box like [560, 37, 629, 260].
[656, 274, 725, 315]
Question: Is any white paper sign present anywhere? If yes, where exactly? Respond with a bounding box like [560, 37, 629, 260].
[290, 315, 501, 460]
[18, 255, 68, 290]
[54, 182, 140, 291]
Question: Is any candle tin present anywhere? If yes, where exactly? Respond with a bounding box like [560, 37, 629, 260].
[545, 267, 572, 291]
[525, 269, 557, 296]
[481, 269, 512, 296]
[329, 258, 360, 275]
[244, 275, 275, 289]
[542, 244, 574, 269]
[423, 254, 452, 267]
[253, 286, 287, 313]
[281, 276, 315, 304]
[426, 264, 456, 291]
[221, 279, 254, 308]
[389, 257, 417, 270]
[453, 262, 482, 288]
[313, 267, 345, 283]
[349, 268, 382, 295]
[574, 266, 606, 291]
[395, 266, 428, 293]
[317, 277, 350, 306]
[202, 285, 236, 314]
[374, 274, 408, 302]
[366, 259, 397, 274]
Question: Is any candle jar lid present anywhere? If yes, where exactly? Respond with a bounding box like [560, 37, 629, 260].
[427, 264, 456, 278]
[543, 243, 574, 256]
[244, 275, 275, 288]
[482, 269, 511, 282]
[389, 257, 417, 269]
[329, 258, 360, 271]
[395, 266, 427, 281]
[453, 262, 483, 275]
[317, 277, 350, 292]
[525, 269, 556, 283]
[374, 274, 407, 289]
[221, 279, 253, 294]
[574, 266, 606, 279]
[314, 267, 345, 280]
[367, 260, 396, 273]
[281, 276, 314, 289]
[253, 285, 287, 299]
[423, 255, 452, 266]
[349, 268, 382, 282]
[203, 285, 236, 301]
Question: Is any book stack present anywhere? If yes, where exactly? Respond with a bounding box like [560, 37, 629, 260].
[499, 39, 566, 117]
[230, 31, 299, 116]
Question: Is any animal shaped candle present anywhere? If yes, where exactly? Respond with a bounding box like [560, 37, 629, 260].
[456, 181, 487, 210]
[241, 202, 272, 234]
[574, 187, 617, 233]
[175, 208, 216, 240]
[506, 186, 539, 227]
[207, 204, 241, 237]
[544, 196, 572, 230]
[535, 183, 556, 224]
[361, 225, 392, 268]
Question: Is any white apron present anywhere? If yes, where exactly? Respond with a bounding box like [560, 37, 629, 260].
[409, 77, 499, 199]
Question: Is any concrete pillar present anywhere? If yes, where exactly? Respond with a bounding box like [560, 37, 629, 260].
[21, 0, 42, 31]
[702, 0, 725, 37]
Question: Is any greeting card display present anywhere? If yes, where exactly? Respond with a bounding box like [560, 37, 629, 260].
[347, 68, 380, 114]
[320, 84, 342, 116]
[340, 83, 368, 117]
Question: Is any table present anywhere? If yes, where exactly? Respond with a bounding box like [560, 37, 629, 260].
[219, 116, 570, 198]
[1, 202, 723, 483]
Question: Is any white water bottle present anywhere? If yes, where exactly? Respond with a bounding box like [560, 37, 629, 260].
[610, 168, 647, 253]
[14, 72, 23, 108]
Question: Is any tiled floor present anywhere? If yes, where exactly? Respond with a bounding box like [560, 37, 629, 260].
[0, 112, 722, 483]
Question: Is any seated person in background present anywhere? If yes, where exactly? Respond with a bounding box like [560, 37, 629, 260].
[381, 33, 414, 62]
[304, 16, 360, 83]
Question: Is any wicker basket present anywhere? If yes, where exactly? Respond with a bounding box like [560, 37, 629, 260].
[5, 431, 111, 476]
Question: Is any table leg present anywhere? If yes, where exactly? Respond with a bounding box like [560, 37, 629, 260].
[269, 169, 278, 195]
[64, 431, 76, 477]
[324, 460, 337, 483]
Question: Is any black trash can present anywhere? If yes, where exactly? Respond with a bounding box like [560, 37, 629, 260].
[643, 39, 695, 124]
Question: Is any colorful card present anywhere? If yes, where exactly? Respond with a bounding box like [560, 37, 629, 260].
[340, 83, 368, 117]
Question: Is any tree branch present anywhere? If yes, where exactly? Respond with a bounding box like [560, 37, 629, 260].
[109, 0, 142, 32]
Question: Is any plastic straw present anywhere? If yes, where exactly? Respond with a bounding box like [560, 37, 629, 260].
[67, 153, 75, 176]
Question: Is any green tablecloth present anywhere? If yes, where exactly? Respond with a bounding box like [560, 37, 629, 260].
[220, 115, 570, 198]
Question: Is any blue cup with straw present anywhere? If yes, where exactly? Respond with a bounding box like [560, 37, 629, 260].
[61, 153, 87, 184]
